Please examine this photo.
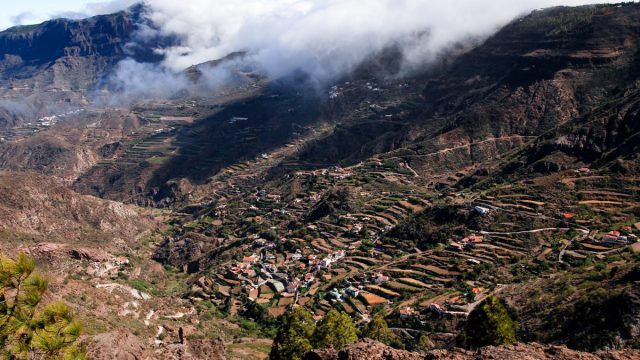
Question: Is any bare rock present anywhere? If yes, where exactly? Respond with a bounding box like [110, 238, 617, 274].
[303, 340, 640, 360]
[85, 329, 152, 360]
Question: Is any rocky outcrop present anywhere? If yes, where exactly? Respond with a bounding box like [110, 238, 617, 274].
[85, 328, 227, 360]
[304, 339, 640, 360]
[85, 329, 152, 360]
[304, 339, 423, 360]
[153, 232, 226, 273]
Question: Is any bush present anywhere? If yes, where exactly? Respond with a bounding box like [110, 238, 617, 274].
[362, 315, 397, 345]
[312, 309, 358, 350]
[458, 296, 516, 348]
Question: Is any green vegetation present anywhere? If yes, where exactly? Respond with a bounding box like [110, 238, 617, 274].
[0, 253, 86, 359]
[269, 307, 315, 360]
[312, 309, 358, 350]
[458, 295, 516, 349]
[362, 314, 398, 346]
[270, 308, 358, 359]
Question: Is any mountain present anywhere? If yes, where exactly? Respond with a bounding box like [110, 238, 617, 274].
[0, 2, 639, 359]
[0, 3, 173, 129]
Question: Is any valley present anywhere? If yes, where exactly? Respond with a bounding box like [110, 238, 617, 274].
[0, 2, 639, 359]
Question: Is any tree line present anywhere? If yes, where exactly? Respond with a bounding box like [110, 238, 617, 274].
[269, 295, 516, 360]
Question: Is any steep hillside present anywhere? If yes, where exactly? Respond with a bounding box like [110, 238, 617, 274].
[127, 4, 640, 357]
[0, 2, 640, 359]
[300, 3, 640, 175]
[68, 3, 640, 206]
[0, 171, 151, 249]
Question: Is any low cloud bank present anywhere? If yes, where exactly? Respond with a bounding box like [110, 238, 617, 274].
[104, 0, 625, 101]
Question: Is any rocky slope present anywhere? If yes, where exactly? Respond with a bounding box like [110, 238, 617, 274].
[0, 171, 151, 249]
[66, 3, 640, 207]
[85, 328, 227, 360]
[0, 3, 640, 359]
[304, 339, 640, 360]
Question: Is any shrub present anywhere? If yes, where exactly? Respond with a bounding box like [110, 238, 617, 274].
[458, 295, 516, 348]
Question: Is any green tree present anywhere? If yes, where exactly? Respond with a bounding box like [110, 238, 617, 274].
[270, 307, 316, 360]
[311, 309, 357, 350]
[362, 315, 397, 345]
[458, 295, 516, 348]
[415, 334, 433, 352]
[0, 252, 86, 359]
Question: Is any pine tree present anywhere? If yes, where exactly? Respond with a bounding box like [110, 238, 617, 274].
[415, 334, 433, 352]
[362, 314, 397, 345]
[458, 295, 516, 348]
[311, 309, 357, 350]
[0, 252, 86, 359]
[269, 307, 316, 360]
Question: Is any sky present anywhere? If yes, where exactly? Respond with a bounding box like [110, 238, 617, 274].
[0, 0, 136, 31]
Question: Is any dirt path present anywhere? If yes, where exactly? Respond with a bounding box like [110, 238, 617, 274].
[479, 228, 571, 235]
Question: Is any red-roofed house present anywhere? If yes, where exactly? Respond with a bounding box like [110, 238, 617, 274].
[243, 255, 259, 264]
[463, 234, 484, 243]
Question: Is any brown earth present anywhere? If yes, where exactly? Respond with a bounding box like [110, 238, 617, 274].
[0, 171, 152, 251]
[304, 339, 640, 360]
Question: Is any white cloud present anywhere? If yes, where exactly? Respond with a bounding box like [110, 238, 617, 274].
[140, 0, 625, 78]
[104, 0, 630, 101]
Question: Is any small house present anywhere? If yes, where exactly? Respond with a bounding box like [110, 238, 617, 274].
[373, 273, 389, 284]
[243, 255, 259, 264]
[474, 206, 490, 216]
[287, 280, 300, 294]
[346, 286, 360, 298]
[267, 280, 285, 293]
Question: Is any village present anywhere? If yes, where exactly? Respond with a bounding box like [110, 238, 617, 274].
[180, 143, 640, 337]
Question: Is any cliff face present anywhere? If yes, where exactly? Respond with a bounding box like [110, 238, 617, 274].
[0, 4, 175, 129]
[304, 339, 640, 360]
[0, 8, 132, 89]
[0, 4, 166, 79]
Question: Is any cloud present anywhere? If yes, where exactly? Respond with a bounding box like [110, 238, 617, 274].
[9, 12, 37, 26]
[51, 0, 139, 21]
[144, 1, 622, 73]
[97, 56, 248, 105]
[104, 0, 628, 101]
[84, 0, 140, 15]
